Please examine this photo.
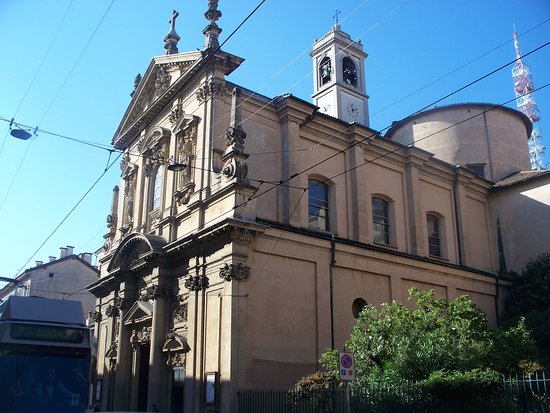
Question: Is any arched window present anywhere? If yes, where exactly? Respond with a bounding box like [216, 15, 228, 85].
[319, 56, 332, 86]
[151, 166, 164, 210]
[308, 180, 329, 231]
[372, 197, 390, 244]
[427, 214, 442, 257]
[342, 57, 357, 86]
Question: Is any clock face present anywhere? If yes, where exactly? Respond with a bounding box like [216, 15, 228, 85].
[346, 102, 359, 118]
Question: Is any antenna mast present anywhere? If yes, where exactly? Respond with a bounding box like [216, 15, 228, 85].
[512, 31, 546, 169]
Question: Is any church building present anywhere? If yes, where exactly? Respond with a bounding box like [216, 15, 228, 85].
[87, 3, 549, 412]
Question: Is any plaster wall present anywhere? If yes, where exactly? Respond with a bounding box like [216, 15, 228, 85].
[233, 227, 499, 389]
[387, 105, 531, 181]
[490, 177, 550, 273]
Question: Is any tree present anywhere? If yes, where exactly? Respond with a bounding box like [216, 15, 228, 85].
[327, 288, 538, 385]
[502, 252, 550, 365]
[291, 288, 540, 410]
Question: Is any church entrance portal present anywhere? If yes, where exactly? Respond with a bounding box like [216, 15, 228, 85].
[137, 343, 150, 412]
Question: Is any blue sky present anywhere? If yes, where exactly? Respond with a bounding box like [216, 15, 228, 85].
[0, 0, 548, 281]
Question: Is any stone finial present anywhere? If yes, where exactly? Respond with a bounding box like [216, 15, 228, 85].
[203, 0, 222, 50]
[130, 73, 142, 97]
[221, 88, 249, 182]
[164, 10, 181, 55]
[332, 9, 341, 31]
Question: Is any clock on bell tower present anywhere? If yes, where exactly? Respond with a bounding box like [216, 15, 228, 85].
[310, 20, 369, 126]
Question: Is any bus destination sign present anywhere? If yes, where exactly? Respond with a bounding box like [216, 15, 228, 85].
[10, 323, 85, 344]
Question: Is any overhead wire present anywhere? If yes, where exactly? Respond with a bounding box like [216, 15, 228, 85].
[37, 0, 116, 125]
[91, 56, 549, 278]
[14, 151, 123, 276]
[0, 0, 116, 216]
[240, 40, 550, 207]
[206, 0, 412, 151]
[7, 2, 548, 281]
[169, 83, 550, 269]
[9, 0, 269, 278]
[4, 39, 548, 265]
[370, 17, 550, 120]
[0, 0, 75, 158]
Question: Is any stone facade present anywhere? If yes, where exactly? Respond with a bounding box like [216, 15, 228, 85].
[86, 6, 548, 413]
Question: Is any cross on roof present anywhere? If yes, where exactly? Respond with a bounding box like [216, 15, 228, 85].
[169, 10, 179, 31]
[333, 9, 341, 25]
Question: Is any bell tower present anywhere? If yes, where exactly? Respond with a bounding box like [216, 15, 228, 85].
[311, 17, 369, 126]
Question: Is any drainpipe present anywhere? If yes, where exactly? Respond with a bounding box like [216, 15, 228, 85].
[199, 254, 208, 413]
[453, 168, 464, 266]
[329, 233, 336, 351]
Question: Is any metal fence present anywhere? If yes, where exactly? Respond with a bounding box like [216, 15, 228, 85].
[238, 372, 550, 413]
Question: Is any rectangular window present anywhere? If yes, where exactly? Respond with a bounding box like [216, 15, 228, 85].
[308, 180, 329, 231]
[372, 198, 390, 244]
[152, 167, 164, 210]
[427, 214, 441, 257]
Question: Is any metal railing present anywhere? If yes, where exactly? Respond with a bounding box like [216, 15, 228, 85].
[238, 372, 550, 413]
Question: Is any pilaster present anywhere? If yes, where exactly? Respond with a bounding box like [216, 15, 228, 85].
[404, 149, 431, 256]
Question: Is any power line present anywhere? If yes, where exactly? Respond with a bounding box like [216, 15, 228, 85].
[369, 17, 550, 120]
[14, 151, 123, 276]
[0, 1, 116, 219]
[10, 39, 549, 276]
[5, 4, 548, 278]
[0, 0, 75, 158]
[9, 0, 269, 277]
[240, 40, 550, 207]
[38, 0, 116, 126]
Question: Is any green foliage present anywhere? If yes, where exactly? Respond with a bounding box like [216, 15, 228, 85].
[490, 317, 539, 373]
[293, 287, 541, 406]
[287, 371, 337, 412]
[347, 288, 501, 384]
[502, 252, 550, 365]
[417, 368, 500, 396]
[319, 348, 339, 376]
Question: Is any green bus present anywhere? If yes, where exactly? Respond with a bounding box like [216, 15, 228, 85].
[0, 296, 92, 413]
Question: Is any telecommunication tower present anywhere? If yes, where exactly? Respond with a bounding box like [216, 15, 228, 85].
[512, 31, 546, 170]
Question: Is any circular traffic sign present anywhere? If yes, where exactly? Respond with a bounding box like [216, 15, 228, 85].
[340, 354, 353, 369]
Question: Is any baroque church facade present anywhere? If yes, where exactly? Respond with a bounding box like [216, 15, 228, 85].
[87, 3, 549, 412]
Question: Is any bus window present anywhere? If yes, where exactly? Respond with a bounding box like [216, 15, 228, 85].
[0, 352, 90, 413]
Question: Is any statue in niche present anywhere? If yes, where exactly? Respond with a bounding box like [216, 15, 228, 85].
[124, 173, 136, 225]
[173, 123, 197, 205]
[178, 128, 195, 186]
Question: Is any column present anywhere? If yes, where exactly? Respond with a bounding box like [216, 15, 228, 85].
[113, 301, 131, 411]
[147, 281, 170, 411]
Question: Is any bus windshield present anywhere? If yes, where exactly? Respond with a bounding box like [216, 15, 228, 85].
[0, 350, 90, 413]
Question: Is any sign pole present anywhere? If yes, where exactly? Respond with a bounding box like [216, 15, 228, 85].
[339, 347, 354, 413]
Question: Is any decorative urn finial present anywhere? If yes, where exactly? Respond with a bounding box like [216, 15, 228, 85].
[203, 0, 222, 50]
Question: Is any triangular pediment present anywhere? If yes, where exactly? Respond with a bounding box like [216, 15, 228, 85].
[112, 49, 245, 150]
[123, 300, 153, 325]
[113, 51, 202, 150]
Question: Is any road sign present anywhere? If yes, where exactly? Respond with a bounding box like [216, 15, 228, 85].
[339, 351, 355, 381]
